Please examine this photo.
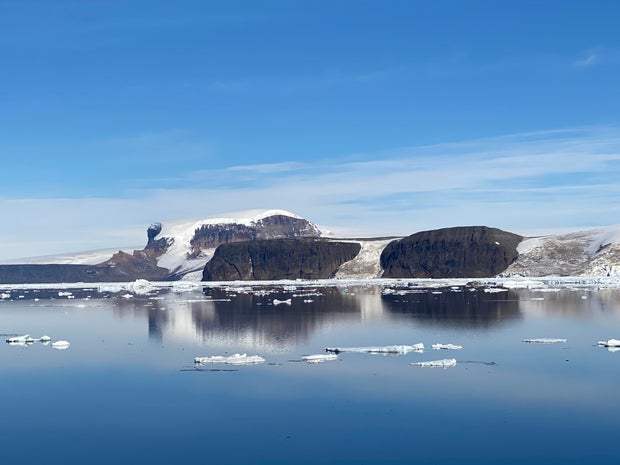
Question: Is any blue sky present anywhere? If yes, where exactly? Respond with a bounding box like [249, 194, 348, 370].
[1, 0, 620, 259]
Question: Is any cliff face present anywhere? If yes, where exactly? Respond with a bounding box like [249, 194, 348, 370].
[380, 226, 522, 278]
[202, 239, 361, 281]
[188, 214, 321, 258]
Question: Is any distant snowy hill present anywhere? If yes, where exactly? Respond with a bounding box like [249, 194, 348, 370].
[503, 225, 620, 277]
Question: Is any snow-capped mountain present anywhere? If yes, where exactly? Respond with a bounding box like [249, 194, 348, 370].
[134, 209, 323, 280]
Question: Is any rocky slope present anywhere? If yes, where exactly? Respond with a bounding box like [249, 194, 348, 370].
[502, 226, 620, 277]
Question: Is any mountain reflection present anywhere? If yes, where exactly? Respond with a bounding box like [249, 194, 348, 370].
[381, 287, 522, 328]
[107, 284, 526, 348]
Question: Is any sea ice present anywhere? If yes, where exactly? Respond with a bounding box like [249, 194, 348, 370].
[597, 339, 620, 347]
[51, 340, 71, 349]
[194, 353, 266, 365]
[411, 358, 457, 368]
[6, 334, 30, 343]
[522, 338, 567, 344]
[301, 354, 338, 364]
[273, 298, 292, 305]
[431, 343, 463, 350]
[325, 344, 424, 355]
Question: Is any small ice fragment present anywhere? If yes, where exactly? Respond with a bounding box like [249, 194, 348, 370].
[301, 354, 338, 364]
[431, 343, 463, 350]
[6, 334, 30, 343]
[51, 340, 71, 349]
[273, 298, 292, 305]
[121, 293, 133, 299]
[130, 279, 154, 295]
[411, 358, 457, 368]
[194, 353, 265, 365]
[597, 339, 620, 347]
[325, 344, 424, 355]
[39, 335, 52, 342]
[522, 338, 567, 344]
[58, 291, 73, 297]
[0, 292, 11, 299]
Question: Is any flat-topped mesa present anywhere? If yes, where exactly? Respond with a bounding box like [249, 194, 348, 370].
[188, 213, 322, 258]
[380, 226, 522, 278]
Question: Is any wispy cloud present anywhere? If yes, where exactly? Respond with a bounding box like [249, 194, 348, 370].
[574, 54, 599, 67]
[2, 126, 620, 260]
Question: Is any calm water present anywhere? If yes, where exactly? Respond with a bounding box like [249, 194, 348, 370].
[1, 281, 620, 464]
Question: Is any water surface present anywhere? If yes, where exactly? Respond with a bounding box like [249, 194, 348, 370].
[1, 281, 619, 464]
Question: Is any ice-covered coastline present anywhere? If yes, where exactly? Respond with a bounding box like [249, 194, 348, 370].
[3, 276, 620, 293]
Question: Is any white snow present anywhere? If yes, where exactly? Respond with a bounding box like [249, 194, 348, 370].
[431, 343, 463, 350]
[412, 358, 457, 368]
[0, 248, 128, 265]
[334, 238, 395, 279]
[194, 353, 266, 365]
[325, 343, 424, 354]
[522, 338, 567, 344]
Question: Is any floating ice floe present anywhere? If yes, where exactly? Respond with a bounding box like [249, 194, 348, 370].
[522, 338, 567, 344]
[325, 343, 424, 355]
[51, 340, 71, 349]
[6, 334, 30, 344]
[194, 353, 266, 365]
[412, 358, 457, 368]
[597, 339, 620, 352]
[130, 279, 154, 295]
[597, 338, 620, 347]
[273, 298, 292, 305]
[432, 343, 463, 350]
[301, 354, 338, 364]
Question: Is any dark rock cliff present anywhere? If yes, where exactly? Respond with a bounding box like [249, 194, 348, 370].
[202, 238, 361, 281]
[380, 226, 522, 278]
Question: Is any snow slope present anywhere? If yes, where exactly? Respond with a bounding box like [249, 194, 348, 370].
[504, 225, 620, 277]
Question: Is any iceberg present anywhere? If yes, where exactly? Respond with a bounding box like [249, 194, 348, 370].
[325, 343, 424, 355]
[522, 338, 567, 344]
[431, 343, 463, 350]
[194, 353, 266, 365]
[301, 354, 338, 364]
[412, 358, 457, 368]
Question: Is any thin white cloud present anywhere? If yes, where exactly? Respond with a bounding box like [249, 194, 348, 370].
[574, 54, 598, 67]
[2, 125, 620, 261]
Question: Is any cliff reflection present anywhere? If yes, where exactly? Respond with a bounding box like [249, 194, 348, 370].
[381, 287, 522, 328]
[108, 284, 528, 349]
